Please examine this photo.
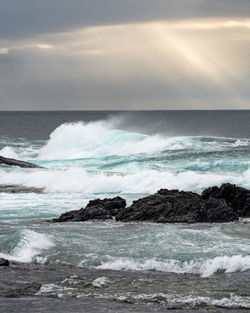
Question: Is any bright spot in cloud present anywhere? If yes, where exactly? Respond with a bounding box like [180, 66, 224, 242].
[0, 48, 8, 55]
[167, 19, 250, 30]
[36, 43, 53, 50]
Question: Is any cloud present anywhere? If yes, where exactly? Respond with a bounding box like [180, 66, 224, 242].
[1, 0, 250, 40]
[0, 48, 8, 54]
[0, 0, 250, 110]
[0, 19, 250, 110]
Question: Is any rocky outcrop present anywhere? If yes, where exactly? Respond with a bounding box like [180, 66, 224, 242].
[0, 155, 43, 169]
[52, 196, 126, 222]
[201, 183, 250, 217]
[115, 189, 237, 223]
[52, 184, 250, 224]
[0, 258, 9, 266]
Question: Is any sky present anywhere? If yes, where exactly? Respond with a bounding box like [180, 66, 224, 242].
[0, 0, 250, 110]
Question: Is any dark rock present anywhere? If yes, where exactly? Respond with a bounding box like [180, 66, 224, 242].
[0, 258, 9, 266]
[116, 189, 237, 223]
[0, 185, 43, 194]
[52, 196, 126, 222]
[0, 155, 43, 169]
[202, 183, 250, 217]
[53, 184, 250, 224]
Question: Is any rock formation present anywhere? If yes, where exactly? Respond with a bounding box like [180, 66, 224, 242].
[52, 184, 250, 224]
[0, 155, 42, 169]
[52, 196, 126, 222]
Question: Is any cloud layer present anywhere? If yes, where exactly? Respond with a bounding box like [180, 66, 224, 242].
[0, 1, 250, 110]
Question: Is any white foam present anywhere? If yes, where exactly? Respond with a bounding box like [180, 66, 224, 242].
[233, 139, 249, 147]
[133, 293, 250, 308]
[0, 146, 20, 159]
[200, 255, 250, 277]
[92, 277, 111, 288]
[1, 121, 250, 194]
[0, 166, 247, 194]
[37, 121, 208, 160]
[36, 283, 72, 297]
[0, 229, 54, 263]
[97, 255, 250, 277]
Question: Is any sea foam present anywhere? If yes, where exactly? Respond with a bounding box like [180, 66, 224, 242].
[38, 121, 190, 160]
[0, 166, 246, 194]
[0, 229, 54, 263]
[1, 120, 249, 193]
[38, 121, 240, 160]
[97, 255, 250, 277]
[0, 146, 20, 159]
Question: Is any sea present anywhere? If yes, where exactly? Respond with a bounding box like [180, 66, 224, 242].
[0, 110, 250, 309]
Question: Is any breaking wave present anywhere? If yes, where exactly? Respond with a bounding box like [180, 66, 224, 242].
[0, 167, 248, 194]
[97, 255, 250, 277]
[0, 146, 20, 159]
[38, 121, 248, 160]
[0, 229, 54, 263]
[1, 120, 250, 193]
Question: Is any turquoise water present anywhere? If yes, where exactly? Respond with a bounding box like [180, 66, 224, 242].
[0, 119, 250, 281]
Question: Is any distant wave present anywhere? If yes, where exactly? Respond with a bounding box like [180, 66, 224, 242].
[37, 121, 249, 160]
[0, 120, 250, 193]
[38, 121, 191, 160]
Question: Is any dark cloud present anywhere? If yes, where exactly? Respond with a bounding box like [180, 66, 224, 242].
[1, 0, 250, 39]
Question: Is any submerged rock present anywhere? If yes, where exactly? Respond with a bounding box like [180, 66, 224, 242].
[0, 155, 42, 169]
[52, 183, 249, 224]
[52, 196, 126, 222]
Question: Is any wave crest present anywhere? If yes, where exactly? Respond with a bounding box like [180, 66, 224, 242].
[38, 121, 218, 160]
[97, 255, 250, 277]
[0, 229, 54, 263]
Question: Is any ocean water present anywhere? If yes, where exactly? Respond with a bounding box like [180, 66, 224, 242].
[0, 111, 250, 308]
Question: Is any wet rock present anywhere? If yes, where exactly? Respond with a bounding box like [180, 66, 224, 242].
[53, 184, 250, 224]
[52, 196, 126, 222]
[0, 258, 9, 266]
[116, 189, 237, 223]
[0, 185, 43, 194]
[0, 281, 42, 297]
[0, 155, 43, 169]
[202, 183, 250, 217]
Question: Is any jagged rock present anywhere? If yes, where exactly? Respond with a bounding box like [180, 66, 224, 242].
[0, 258, 9, 266]
[116, 189, 237, 223]
[0, 155, 43, 169]
[201, 183, 250, 217]
[52, 184, 250, 224]
[52, 196, 126, 222]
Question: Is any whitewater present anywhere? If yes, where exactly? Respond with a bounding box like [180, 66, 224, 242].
[0, 112, 250, 308]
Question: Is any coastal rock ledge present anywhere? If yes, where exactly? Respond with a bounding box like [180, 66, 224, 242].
[52, 184, 250, 224]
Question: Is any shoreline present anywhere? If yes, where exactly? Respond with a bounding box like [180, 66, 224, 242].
[1, 261, 250, 312]
[1, 297, 248, 313]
